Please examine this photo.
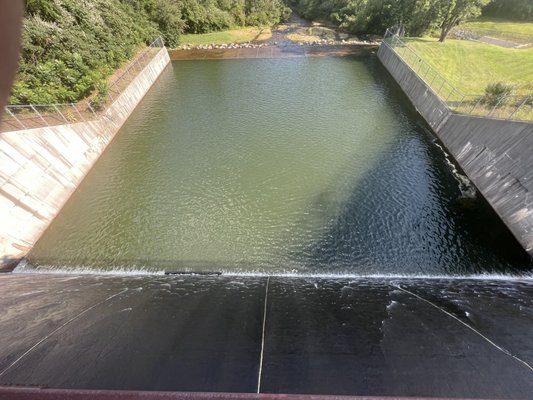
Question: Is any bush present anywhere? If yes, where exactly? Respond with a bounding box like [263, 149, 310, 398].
[12, 0, 291, 105]
[482, 82, 515, 107]
[89, 81, 109, 111]
[11, 0, 180, 105]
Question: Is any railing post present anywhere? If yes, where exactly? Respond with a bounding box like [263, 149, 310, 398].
[416, 58, 424, 74]
[5, 107, 27, 130]
[445, 86, 457, 103]
[87, 102, 97, 116]
[30, 105, 48, 127]
[53, 104, 69, 124]
[72, 103, 85, 122]
[141, 48, 148, 64]
[437, 79, 447, 97]
[469, 97, 483, 115]
[507, 96, 529, 120]
[488, 96, 507, 118]
[429, 69, 439, 88]
[456, 94, 467, 111]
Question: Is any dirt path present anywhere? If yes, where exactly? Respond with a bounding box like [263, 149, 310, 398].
[260, 10, 379, 46]
[452, 28, 532, 49]
[266, 12, 313, 45]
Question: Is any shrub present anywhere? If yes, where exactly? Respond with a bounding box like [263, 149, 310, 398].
[482, 82, 514, 107]
[12, 0, 291, 105]
[89, 81, 109, 111]
[11, 0, 179, 105]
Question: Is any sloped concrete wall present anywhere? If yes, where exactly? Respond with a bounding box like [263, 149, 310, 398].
[378, 42, 533, 256]
[0, 47, 170, 268]
[377, 42, 451, 131]
[439, 115, 533, 253]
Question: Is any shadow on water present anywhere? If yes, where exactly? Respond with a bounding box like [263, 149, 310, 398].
[301, 134, 531, 276]
[298, 56, 532, 276]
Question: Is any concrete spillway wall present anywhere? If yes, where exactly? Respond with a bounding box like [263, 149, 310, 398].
[0, 47, 170, 268]
[378, 43, 533, 256]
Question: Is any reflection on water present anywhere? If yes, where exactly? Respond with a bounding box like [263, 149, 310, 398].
[28, 57, 532, 275]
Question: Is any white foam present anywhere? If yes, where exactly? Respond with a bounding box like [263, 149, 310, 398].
[434, 141, 477, 199]
[11, 258, 533, 281]
[11, 266, 533, 282]
[13, 265, 166, 277]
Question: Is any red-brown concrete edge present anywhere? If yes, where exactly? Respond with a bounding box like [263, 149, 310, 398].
[0, 256, 20, 272]
[0, 387, 497, 400]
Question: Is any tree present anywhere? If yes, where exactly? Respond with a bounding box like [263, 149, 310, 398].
[436, 0, 489, 42]
[483, 0, 533, 21]
[364, 0, 440, 37]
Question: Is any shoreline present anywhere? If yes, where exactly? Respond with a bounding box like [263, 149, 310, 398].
[169, 44, 378, 60]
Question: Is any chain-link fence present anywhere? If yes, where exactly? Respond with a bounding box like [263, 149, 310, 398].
[383, 29, 532, 122]
[1, 37, 165, 133]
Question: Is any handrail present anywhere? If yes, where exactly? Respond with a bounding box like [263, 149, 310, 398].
[1, 37, 165, 132]
[382, 29, 532, 122]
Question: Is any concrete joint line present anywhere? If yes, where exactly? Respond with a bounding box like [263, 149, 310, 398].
[0, 288, 129, 377]
[395, 285, 533, 373]
[257, 276, 271, 393]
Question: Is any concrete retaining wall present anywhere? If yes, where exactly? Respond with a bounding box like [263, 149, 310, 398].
[0, 47, 170, 268]
[378, 43, 533, 256]
[377, 42, 451, 132]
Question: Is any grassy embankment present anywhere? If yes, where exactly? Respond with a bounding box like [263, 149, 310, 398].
[179, 27, 272, 46]
[460, 17, 533, 44]
[404, 38, 533, 97]
[400, 19, 533, 120]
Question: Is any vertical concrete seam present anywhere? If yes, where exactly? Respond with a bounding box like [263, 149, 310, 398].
[257, 275, 271, 393]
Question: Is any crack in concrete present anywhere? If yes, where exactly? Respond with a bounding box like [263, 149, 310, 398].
[0, 287, 129, 377]
[395, 284, 533, 373]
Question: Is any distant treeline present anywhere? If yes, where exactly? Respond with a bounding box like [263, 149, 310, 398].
[176, 0, 291, 33]
[483, 0, 533, 21]
[12, 0, 290, 105]
[291, 0, 531, 37]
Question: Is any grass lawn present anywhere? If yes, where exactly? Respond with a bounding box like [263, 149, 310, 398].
[404, 37, 533, 97]
[178, 27, 272, 46]
[460, 17, 533, 44]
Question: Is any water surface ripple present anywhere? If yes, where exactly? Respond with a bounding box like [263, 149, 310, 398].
[28, 57, 532, 275]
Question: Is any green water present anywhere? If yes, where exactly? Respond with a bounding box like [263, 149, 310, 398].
[28, 57, 532, 275]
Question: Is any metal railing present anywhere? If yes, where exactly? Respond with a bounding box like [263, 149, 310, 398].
[383, 29, 532, 122]
[1, 37, 165, 133]
[107, 37, 164, 102]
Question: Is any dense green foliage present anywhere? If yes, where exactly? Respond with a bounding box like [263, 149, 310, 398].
[483, 0, 533, 21]
[293, 0, 432, 35]
[293, 0, 496, 37]
[12, 0, 290, 105]
[178, 0, 290, 33]
[14, 0, 166, 105]
[436, 0, 490, 41]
